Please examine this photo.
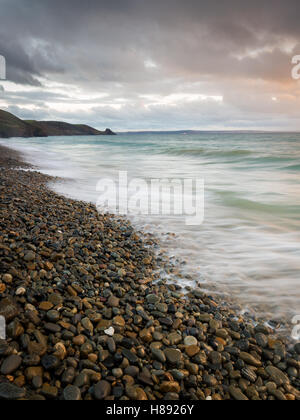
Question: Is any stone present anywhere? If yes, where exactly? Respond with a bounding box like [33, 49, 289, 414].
[24, 251, 35, 262]
[15, 287, 26, 296]
[209, 351, 222, 365]
[32, 376, 43, 389]
[265, 366, 289, 386]
[198, 314, 212, 323]
[151, 348, 166, 364]
[160, 381, 181, 393]
[171, 370, 185, 381]
[146, 294, 160, 304]
[113, 316, 125, 327]
[203, 374, 218, 387]
[97, 319, 112, 331]
[124, 366, 139, 377]
[184, 336, 198, 347]
[94, 381, 111, 400]
[186, 362, 199, 375]
[156, 303, 168, 313]
[47, 310, 60, 322]
[164, 348, 182, 365]
[63, 385, 81, 401]
[48, 293, 63, 306]
[118, 269, 126, 277]
[74, 372, 89, 388]
[0, 355, 22, 375]
[28, 342, 47, 357]
[137, 372, 153, 386]
[73, 335, 86, 346]
[159, 318, 173, 327]
[255, 324, 271, 335]
[229, 385, 249, 401]
[185, 345, 200, 357]
[44, 323, 61, 333]
[0, 383, 26, 400]
[3, 274, 13, 284]
[104, 327, 115, 337]
[122, 349, 139, 364]
[25, 367, 43, 381]
[62, 368, 76, 385]
[81, 317, 94, 335]
[125, 385, 139, 399]
[241, 367, 257, 383]
[107, 337, 116, 353]
[193, 289, 205, 298]
[39, 302, 54, 311]
[41, 355, 60, 371]
[168, 333, 182, 345]
[112, 368, 123, 379]
[216, 329, 229, 340]
[135, 388, 148, 400]
[139, 328, 152, 343]
[108, 296, 119, 307]
[41, 384, 58, 399]
[255, 333, 268, 348]
[45, 262, 54, 271]
[23, 355, 40, 367]
[53, 342, 67, 360]
[240, 352, 262, 367]
[0, 297, 20, 322]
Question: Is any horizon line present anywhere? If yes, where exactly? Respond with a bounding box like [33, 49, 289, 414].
[116, 129, 300, 134]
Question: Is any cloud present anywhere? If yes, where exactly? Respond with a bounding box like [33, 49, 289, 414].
[0, 0, 300, 129]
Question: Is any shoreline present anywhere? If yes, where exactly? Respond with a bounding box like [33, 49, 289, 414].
[0, 143, 299, 400]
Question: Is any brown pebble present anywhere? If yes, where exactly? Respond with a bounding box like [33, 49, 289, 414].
[160, 381, 181, 394]
[185, 345, 200, 357]
[39, 302, 54, 311]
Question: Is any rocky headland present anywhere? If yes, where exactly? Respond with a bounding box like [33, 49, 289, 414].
[0, 110, 116, 138]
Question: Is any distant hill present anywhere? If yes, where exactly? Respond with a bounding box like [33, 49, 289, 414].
[0, 109, 116, 138]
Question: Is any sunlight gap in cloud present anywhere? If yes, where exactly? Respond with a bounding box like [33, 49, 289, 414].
[144, 59, 158, 69]
[140, 93, 223, 107]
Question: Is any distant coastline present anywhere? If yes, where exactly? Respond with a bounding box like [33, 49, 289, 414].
[120, 130, 300, 135]
[0, 109, 116, 139]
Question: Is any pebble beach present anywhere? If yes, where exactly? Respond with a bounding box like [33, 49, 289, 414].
[0, 144, 299, 401]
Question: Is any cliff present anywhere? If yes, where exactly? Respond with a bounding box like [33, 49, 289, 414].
[0, 109, 116, 138]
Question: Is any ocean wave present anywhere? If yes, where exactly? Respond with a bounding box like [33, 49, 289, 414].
[158, 147, 253, 158]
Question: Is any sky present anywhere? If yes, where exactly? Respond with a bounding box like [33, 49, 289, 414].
[1, 0, 300, 131]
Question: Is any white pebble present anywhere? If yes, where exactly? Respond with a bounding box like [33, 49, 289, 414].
[104, 327, 115, 337]
[16, 287, 26, 296]
[184, 336, 198, 346]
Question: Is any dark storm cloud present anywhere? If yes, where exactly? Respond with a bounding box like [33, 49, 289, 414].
[1, 0, 300, 84]
[0, 0, 300, 129]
